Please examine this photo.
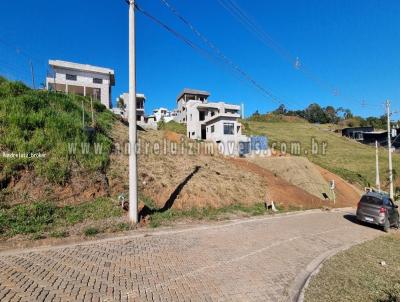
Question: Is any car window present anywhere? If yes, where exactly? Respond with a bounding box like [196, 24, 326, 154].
[360, 195, 383, 205]
[383, 198, 391, 206]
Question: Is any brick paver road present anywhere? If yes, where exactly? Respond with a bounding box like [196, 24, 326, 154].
[0, 209, 382, 302]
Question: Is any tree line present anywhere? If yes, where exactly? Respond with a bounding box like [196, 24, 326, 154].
[250, 103, 389, 129]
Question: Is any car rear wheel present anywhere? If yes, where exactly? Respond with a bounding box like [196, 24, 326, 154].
[383, 218, 390, 232]
[395, 217, 400, 229]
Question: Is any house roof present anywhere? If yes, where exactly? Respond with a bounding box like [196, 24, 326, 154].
[49, 59, 115, 85]
[176, 88, 210, 101]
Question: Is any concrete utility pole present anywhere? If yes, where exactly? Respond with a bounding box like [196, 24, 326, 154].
[386, 100, 394, 199]
[128, 0, 138, 223]
[375, 140, 381, 192]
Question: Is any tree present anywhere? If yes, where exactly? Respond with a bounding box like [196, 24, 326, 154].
[273, 104, 287, 115]
[305, 103, 327, 123]
[324, 106, 338, 124]
[344, 109, 353, 119]
[117, 97, 126, 112]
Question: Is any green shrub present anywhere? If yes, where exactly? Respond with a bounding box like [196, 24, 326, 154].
[1, 202, 57, 235]
[84, 227, 99, 236]
[157, 120, 186, 135]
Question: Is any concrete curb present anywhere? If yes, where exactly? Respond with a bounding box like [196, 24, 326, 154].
[290, 238, 373, 302]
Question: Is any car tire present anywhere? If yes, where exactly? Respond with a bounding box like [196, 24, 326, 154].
[384, 218, 390, 233]
[395, 218, 400, 229]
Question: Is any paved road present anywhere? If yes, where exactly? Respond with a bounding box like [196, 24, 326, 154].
[0, 209, 382, 302]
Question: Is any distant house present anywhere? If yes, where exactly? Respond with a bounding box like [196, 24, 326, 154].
[175, 88, 249, 155]
[153, 107, 177, 123]
[362, 131, 388, 145]
[115, 93, 145, 122]
[46, 60, 115, 108]
[341, 126, 400, 149]
[341, 126, 374, 140]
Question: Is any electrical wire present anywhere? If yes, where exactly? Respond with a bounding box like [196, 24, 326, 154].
[153, 0, 289, 106]
[217, 0, 339, 97]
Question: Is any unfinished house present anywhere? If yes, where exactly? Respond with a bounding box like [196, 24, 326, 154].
[115, 92, 145, 121]
[46, 60, 115, 108]
[175, 89, 210, 123]
[176, 88, 249, 155]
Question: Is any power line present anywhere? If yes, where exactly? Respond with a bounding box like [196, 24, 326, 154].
[154, 0, 291, 106]
[217, 0, 339, 97]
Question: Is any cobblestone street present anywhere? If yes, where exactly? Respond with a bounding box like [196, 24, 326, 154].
[0, 209, 381, 302]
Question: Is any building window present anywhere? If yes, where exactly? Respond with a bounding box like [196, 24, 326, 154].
[93, 78, 103, 84]
[211, 125, 215, 133]
[237, 125, 240, 133]
[93, 88, 101, 101]
[223, 123, 234, 135]
[192, 132, 195, 136]
[66, 74, 77, 81]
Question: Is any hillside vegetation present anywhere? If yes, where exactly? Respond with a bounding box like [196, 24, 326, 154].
[244, 120, 400, 189]
[0, 77, 115, 204]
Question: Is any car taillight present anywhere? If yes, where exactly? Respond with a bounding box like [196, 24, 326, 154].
[379, 207, 386, 216]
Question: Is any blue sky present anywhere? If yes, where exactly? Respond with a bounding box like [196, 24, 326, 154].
[0, 0, 399, 117]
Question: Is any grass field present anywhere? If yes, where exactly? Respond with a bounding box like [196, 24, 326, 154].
[244, 120, 400, 189]
[305, 233, 400, 302]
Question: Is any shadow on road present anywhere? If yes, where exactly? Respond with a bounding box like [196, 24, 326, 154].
[139, 165, 201, 221]
[343, 214, 383, 232]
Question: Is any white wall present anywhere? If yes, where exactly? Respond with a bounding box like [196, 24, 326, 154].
[46, 67, 112, 108]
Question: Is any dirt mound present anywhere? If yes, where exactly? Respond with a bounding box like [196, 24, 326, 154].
[108, 120, 346, 211]
[248, 157, 332, 200]
[108, 123, 267, 210]
[315, 165, 362, 207]
[228, 159, 326, 209]
[2, 167, 109, 206]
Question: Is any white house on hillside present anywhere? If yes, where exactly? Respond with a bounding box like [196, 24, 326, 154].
[175, 88, 210, 123]
[153, 107, 177, 123]
[46, 60, 115, 108]
[115, 92, 145, 122]
[175, 88, 249, 155]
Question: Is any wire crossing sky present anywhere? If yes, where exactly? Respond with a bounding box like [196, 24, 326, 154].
[0, 0, 399, 117]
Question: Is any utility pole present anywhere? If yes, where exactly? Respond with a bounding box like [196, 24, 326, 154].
[29, 60, 36, 89]
[386, 100, 394, 199]
[375, 140, 380, 192]
[128, 0, 138, 223]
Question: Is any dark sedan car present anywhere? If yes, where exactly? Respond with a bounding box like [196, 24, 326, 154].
[356, 192, 399, 232]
